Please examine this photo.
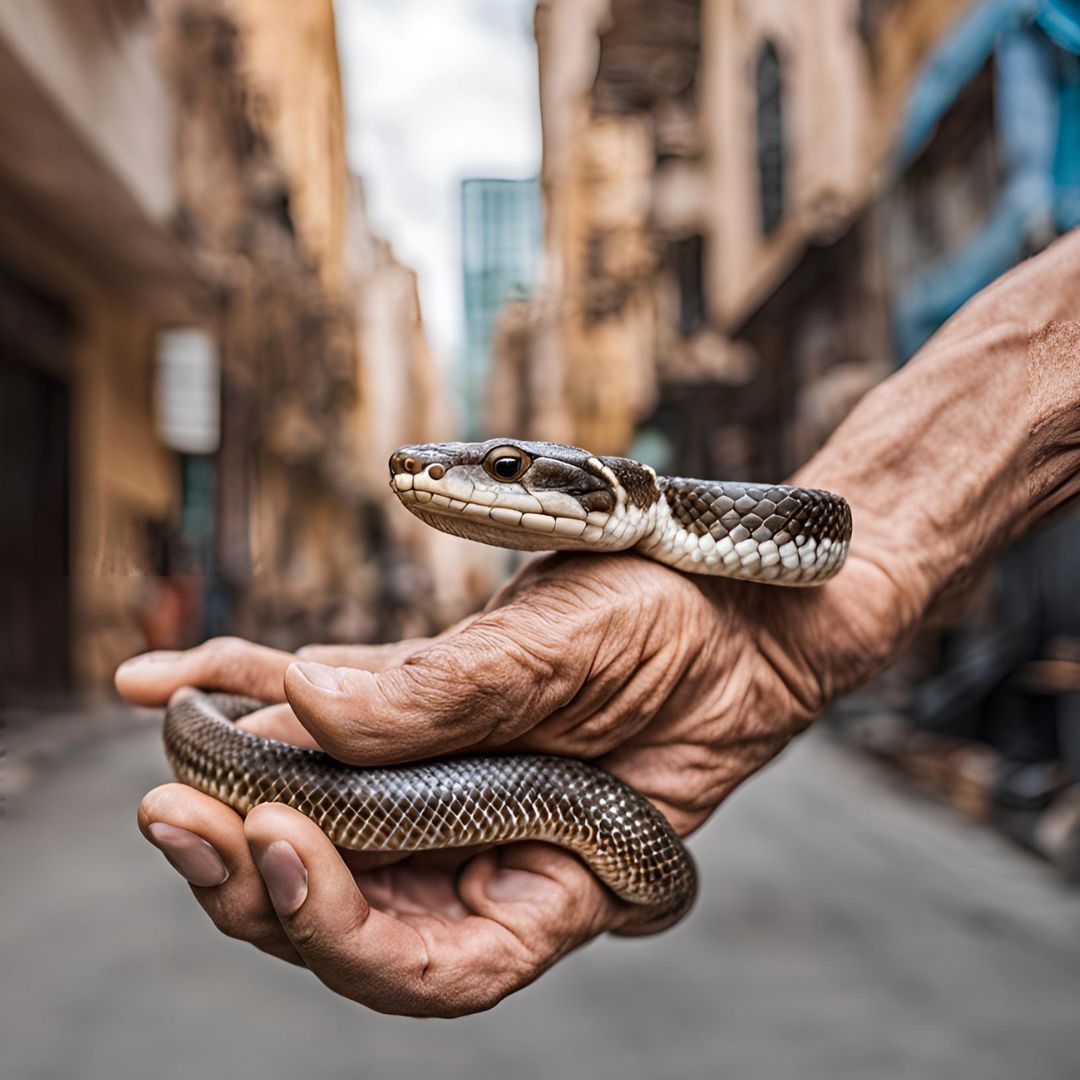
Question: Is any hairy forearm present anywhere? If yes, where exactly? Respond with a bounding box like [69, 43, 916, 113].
[797, 229, 1080, 620]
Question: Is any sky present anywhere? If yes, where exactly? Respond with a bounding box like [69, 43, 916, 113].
[334, 0, 542, 369]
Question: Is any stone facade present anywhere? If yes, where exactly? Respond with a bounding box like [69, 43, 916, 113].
[507, 0, 975, 476]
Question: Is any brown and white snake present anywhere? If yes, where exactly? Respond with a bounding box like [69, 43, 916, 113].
[164, 439, 852, 931]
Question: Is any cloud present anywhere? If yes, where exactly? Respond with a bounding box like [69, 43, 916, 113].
[334, 0, 541, 370]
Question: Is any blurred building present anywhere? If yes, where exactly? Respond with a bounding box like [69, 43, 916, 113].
[511, 0, 1080, 479]
[500, 0, 1080, 865]
[514, 0, 978, 471]
[0, 0, 465, 697]
[460, 177, 542, 436]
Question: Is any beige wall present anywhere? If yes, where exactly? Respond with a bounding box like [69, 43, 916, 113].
[508, 0, 978, 463]
[0, 0, 176, 224]
[0, 2, 193, 690]
[529, 0, 661, 453]
[73, 299, 182, 687]
[701, 0, 974, 330]
[223, 0, 350, 291]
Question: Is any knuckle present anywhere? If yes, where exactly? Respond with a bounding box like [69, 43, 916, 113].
[199, 636, 249, 672]
[285, 919, 322, 951]
[206, 898, 281, 948]
[244, 922, 291, 952]
[306, 719, 358, 762]
[202, 635, 244, 653]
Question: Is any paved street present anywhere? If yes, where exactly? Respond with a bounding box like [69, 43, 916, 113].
[3, 712, 1079, 1080]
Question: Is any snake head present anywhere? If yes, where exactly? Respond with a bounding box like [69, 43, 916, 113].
[388, 439, 658, 553]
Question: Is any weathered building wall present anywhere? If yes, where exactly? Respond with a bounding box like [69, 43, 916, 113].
[527, 0, 659, 454]
[0, 0, 193, 692]
[0, 0, 466, 694]
[701, 0, 973, 331]
[222, 0, 350, 291]
[156, 0, 481, 645]
[505, 0, 976, 479]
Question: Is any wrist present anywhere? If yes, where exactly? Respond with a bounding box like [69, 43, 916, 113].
[796, 233, 1080, 621]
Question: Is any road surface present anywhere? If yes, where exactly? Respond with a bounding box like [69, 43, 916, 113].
[3, 711, 1078, 1080]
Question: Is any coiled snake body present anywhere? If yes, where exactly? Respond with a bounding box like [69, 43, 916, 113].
[165, 440, 852, 930]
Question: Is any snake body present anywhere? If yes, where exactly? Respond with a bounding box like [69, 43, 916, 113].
[165, 440, 852, 929]
[389, 440, 850, 584]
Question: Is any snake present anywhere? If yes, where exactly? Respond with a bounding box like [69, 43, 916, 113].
[164, 439, 851, 931]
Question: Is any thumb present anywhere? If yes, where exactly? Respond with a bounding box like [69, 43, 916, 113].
[295, 615, 475, 672]
[282, 590, 603, 764]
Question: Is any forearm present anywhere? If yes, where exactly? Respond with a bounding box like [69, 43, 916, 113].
[797, 229, 1080, 620]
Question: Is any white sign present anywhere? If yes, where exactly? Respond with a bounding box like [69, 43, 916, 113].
[154, 328, 220, 454]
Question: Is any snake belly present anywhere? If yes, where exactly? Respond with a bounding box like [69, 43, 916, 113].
[164, 691, 697, 930]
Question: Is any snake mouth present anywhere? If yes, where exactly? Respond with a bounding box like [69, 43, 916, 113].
[394, 486, 608, 547]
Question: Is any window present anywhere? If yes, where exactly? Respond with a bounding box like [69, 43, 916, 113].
[672, 234, 706, 337]
[755, 40, 785, 236]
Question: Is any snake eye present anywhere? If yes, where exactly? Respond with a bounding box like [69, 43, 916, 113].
[483, 446, 530, 483]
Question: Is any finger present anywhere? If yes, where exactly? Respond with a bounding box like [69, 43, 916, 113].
[244, 805, 616, 1016]
[296, 615, 477, 671]
[457, 840, 626, 945]
[116, 637, 295, 706]
[282, 579, 608, 763]
[236, 704, 320, 749]
[139, 783, 302, 964]
[296, 640, 432, 671]
[244, 804, 444, 1014]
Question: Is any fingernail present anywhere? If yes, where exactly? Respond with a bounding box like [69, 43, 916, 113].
[148, 822, 229, 887]
[119, 651, 183, 670]
[292, 661, 341, 693]
[486, 868, 545, 903]
[256, 839, 309, 916]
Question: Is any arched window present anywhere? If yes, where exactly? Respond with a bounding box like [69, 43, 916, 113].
[755, 40, 785, 236]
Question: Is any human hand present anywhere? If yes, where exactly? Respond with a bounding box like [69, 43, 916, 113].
[119, 540, 913, 1016]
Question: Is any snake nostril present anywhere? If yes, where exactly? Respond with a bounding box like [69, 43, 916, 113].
[403, 457, 420, 474]
[427, 463, 445, 480]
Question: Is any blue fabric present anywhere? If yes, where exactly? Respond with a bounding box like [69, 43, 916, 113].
[1038, 0, 1080, 51]
[1054, 53, 1080, 227]
[898, 0, 1041, 164]
[995, 22, 1059, 213]
[892, 0, 1080, 361]
[892, 196, 1037, 361]
[894, 26, 1060, 360]
[898, 0, 1080, 165]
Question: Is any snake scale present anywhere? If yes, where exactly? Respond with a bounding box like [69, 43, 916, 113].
[165, 439, 852, 930]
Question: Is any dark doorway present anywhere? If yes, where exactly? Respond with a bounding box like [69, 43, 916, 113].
[0, 267, 73, 695]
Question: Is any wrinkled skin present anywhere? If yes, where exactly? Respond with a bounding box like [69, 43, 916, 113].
[120, 546, 911, 1018]
[120, 231, 1080, 1018]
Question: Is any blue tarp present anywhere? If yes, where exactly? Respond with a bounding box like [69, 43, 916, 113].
[1054, 51, 1080, 228]
[1040, 0, 1080, 51]
[893, 0, 1080, 361]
